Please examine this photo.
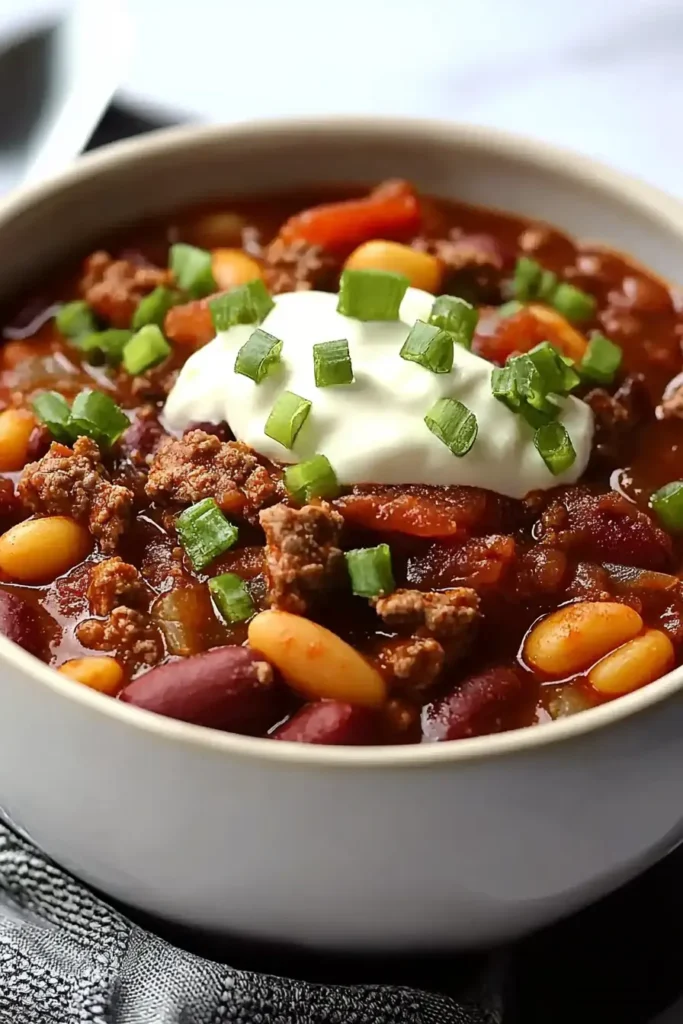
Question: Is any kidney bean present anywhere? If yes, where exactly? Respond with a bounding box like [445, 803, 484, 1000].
[422, 666, 525, 742]
[120, 646, 279, 734]
[121, 408, 168, 464]
[0, 590, 48, 659]
[25, 423, 52, 462]
[272, 701, 379, 745]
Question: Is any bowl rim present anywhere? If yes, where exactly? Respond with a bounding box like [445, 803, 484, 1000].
[3, 114, 683, 769]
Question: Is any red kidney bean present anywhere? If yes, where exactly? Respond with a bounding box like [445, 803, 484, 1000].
[25, 423, 52, 462]
[121, 409, 168, 463]
[422, 666, 525, 742]
[0, 590, 48, 659]
[120, 646, 279, 734]
[272, 701, 379, 745]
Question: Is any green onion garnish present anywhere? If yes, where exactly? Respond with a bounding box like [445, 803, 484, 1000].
[283, 454, 339, 503]
[68, 389, 130, 449]
[78, 329, 132, 366]
[511, 355, 561, 425]
[170, 243, 216, 298]
[497, 300, 524, 318]
[176, 498, 239, 571]
[491, 364, 521, 413]
[512, 257, 543, 301]
[428, 295, 479, 349]
[122, 325, 171, 375]
[400, 321, 454, 374]
[209, 573, 255, 624]
[264, 391, 311, 449]
[534, 422, 576, 475]
[337, 269, 409, 321]
[209, 279, 275, 331]
[234, 328, 282, 383]
[313, 339, 354, 387]
[538, 269, 559, 301]
[132, 286, 180, 330]
[526, 342, 580, 397]
[31, 391, 72, 443]
[346, 544, 395, 598]
[579, 332, 622, 385]
[55, 301, 97, 340]
[551, 282, 596, 322]
[650, 482, 683, 533]
[424, 398, 478, 457]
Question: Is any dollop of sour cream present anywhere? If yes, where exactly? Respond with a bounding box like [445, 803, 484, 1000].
[163, 288, 594, 499]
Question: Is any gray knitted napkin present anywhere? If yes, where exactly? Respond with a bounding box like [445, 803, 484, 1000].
[0, 819, 502, 1024]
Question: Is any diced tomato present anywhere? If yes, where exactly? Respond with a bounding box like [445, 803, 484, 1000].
[278, 180, 421, 253]
[164, 296, 218, 346]
[334, 485, 490, 539]
[474, 305, 588, 365]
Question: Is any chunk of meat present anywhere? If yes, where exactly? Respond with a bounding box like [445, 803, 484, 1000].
[259, 502, 345, 614]
[538, 487, 672, 570]
[335, 484, 497, 539]
[18, 436, 134, 553]
[164, 295, 216, 346]
[659, 371, 683, 420]
[413, 232, 511, 304]
[373, 587, 480, 642]
[262, 238, 338, 294]
[145, 430, 279, 520]
[77, 606, 163, 666]
[80, 251, 173, 328]
[87, 557, 148, 616]
[422, 665, 526, 741]
[408, 535, 517, 591]
[375, 636, 445, 694]
[586, 374, 650, 462]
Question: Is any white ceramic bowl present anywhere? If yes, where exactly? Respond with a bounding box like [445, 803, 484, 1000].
[1, 119, 683, 952]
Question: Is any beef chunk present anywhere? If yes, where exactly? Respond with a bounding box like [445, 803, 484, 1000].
[373, 587, 480, 641]
[18, 436, 134, 553]
[538, 487, 672, 570]
[87, 558, 149, 616]
[413, 231, 511, 303]
[376, 636, 445, 694]
[585, 374, 650, 463]
[259, 502, 345, 614]
[145, 430, 279, 520]
[261, 238, 339, 294]
[77, 606, 163, 665]
[80, 251, 173, 328]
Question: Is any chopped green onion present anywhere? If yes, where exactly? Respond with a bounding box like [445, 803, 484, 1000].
[234, 328, 282, 383]
[551, 282, 596, 322]
[209, 573, 255, 624]
[424, 398, 478, 457]
[31, 391, 72, 443]
[650, 481, 683, 533]
[283, 454, 339, 503]
[526, 342, 580, 397]
[345, 544, 395, 598]
[132, 286, 180, 330]
[428, 295, 479, 349]
[337, 269, 409, 321]
[55, 301, 97, 340]
[209, 279, 274, 331]
[491, 357, 560, 428]
[579, 332, 622, 385]
[176, 498, 239, 571]
[78, 329, 132, 366]
[264, 391, 311, 449]
[122, 325, 171, 375]
[512, 257, 543, 301]
[170, 243, 216, 298]
[491, 364, 521, 413]
[68, 389, 130, 448]
[534, 422, 576, 475]
[538, 269, 559, 302]
[313, 339, 354, 387]
[498, 300, 524, 318]
[400, 321, 454, 374]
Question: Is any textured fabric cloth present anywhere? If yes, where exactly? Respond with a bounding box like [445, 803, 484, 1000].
[0, 820, 501, 1024]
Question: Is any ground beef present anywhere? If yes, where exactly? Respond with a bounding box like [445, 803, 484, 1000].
[259, 502, 345, 614]
[145, 430, 279, 520]
[80, 251, 173, 328]
[77, 606, 163, 665]
[261, 238, 339, 294]
[376, 636, 445, 694]
[87, 557, 149, 616]
[18, 436, 134, 553]
[372, 587, 480, 642]
[585, 374, 650, 463]
[413, 231, 510, 303]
